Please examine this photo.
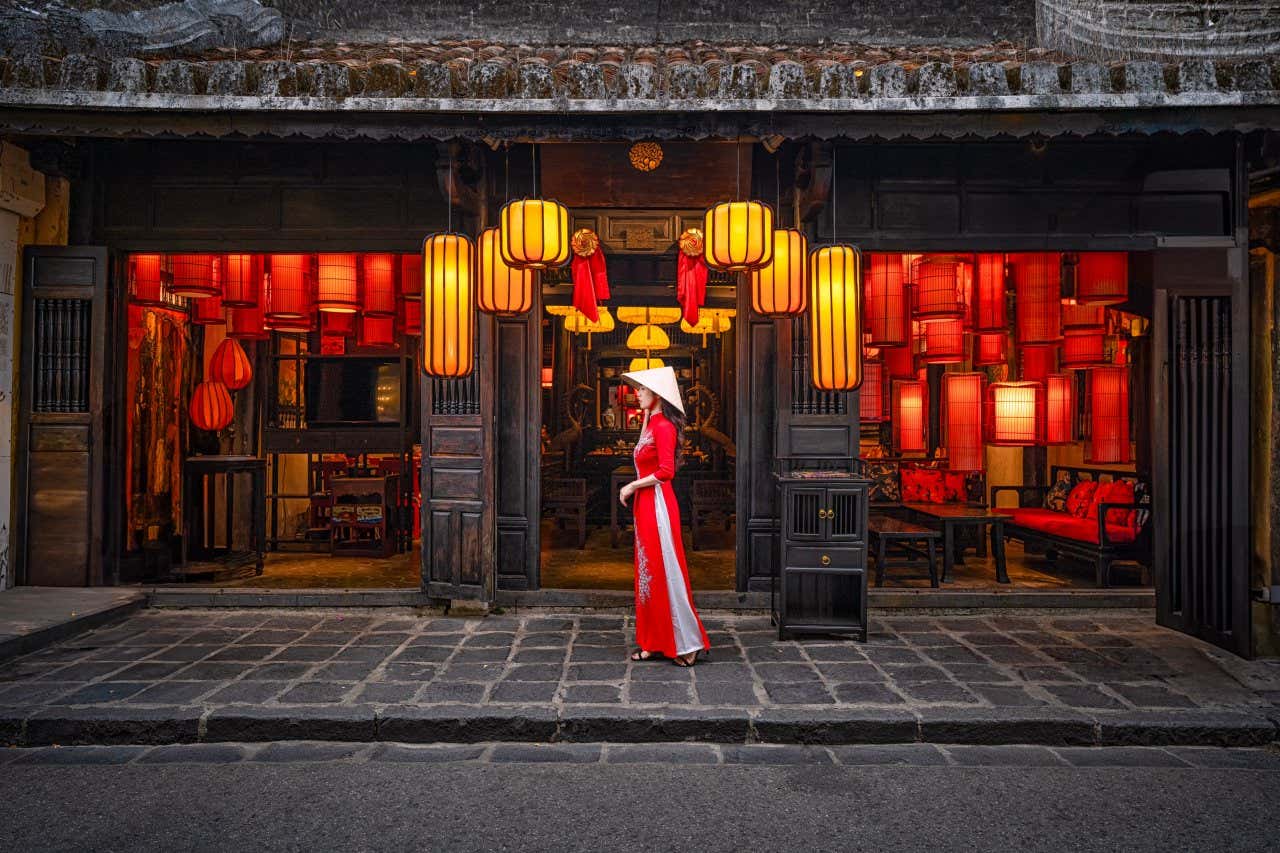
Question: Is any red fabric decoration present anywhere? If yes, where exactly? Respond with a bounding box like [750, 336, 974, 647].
[190, 380, 234, 432]
[209, 337, 253, 390]
[1065, 481, 1098, 518]
[1099, 479, 1136, 526]
[677, 237, 708, 325]
[570, 230, 610, 322]
[943, 471, 968, 502]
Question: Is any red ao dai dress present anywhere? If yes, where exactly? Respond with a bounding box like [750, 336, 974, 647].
[631, 412, 711, 658]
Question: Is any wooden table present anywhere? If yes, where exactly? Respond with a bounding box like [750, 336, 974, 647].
[609, 464, 634, 549]
[181, 455, 266, 575]
[901, 503, 1009, 584]
[868, 514, 940, 588]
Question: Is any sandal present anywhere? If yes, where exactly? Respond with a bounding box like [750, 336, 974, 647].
[630, 649, 663, 662]
[671, 652, 698, 667]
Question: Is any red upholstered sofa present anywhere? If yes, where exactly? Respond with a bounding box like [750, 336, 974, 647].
[990, 465, 1150, 588]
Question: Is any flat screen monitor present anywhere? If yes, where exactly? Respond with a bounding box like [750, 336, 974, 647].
[304, 358, 402, 426]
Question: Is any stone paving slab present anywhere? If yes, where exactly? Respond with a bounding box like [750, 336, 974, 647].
[0, 608, 1276, 748]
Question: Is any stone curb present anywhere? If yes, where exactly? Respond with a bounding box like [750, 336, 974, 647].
[1, 706, 1274, 749]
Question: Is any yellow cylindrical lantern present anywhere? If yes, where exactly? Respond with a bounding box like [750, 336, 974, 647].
[421, 233, 475, 378]
[477, 226, 535, 316]
[499, 199, 571, 270]
[750, 228, 808, 316]
[703, 200, 774, 272]
[808, 245, 863, 391]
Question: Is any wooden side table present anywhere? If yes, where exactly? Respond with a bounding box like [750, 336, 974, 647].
[330, 474, 400, 558]
[180, 455, 266, 575]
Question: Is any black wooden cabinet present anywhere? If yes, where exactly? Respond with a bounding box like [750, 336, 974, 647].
[772, 474, 870, 641]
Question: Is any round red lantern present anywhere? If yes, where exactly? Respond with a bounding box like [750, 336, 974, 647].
[864, 253, 909, 346]
[1010, 252, 1063, 344]
[169, 254, 219, 299]
[317, 253, 359, 314]
[209, 337, 253, 390]
[882, 345, 915, 379]
[361, 254, 398, 317]
[222, 254, 261, 307]
[190, 380, 234, 432]
[130, 254, 166, 306]
[1076, 252, 1128, 306]
[267, 255, 311, 320]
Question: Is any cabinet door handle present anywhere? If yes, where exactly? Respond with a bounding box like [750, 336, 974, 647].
[821, 554, 831, 566]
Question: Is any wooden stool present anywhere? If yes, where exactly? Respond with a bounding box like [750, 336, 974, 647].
[869, 514, 940, 588]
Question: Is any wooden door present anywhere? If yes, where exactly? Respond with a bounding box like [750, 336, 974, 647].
[492, 306, 541, 591]
[16, 246, 108, 586]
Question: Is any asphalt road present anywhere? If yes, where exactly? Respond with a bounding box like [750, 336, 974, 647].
[2, 746, 1277, 853]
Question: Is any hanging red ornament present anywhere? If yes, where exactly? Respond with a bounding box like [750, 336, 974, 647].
[891, 379, 929, 453]
[1019, 344, 1058, 382]
[359, 314, 398, 349]
[859, 360, 886, 423]
[400, 298, 422, 336]
[912, 255, 966, 323]
[130, 254, 166, 306]
[169, 254, 219, 299]
[974, 253, 1007, 332]
[317, 253, 360, 314]
[568, 228, 610, 323]
[1061, 330, 1107, 368]
[1076, 253, 1128, 306]
[190, 380, 234, 432]
[1061, 301, 1106, 331]
[400, 254, 422, 301]
[882, 345, 915, 379]
[942, 373, 985, 471]
[267, 255, 311, 320]
[974, 331, 1008, 366]
[228, 270, 269, 341]
[361, 254, 398, 317]
[985, 381, 1045, 446]
[675, 227, 709, 325]
[1087, 366, 1130, 463]
[1011, 252, 1063, 344]
[222, 254, 261, 307]
[192, 291, 224, 325]
[921, 318, 966, 364]
[322, 311, 355, 337]
[1045, 373, 1075, 445]
[864, 253, 909, 346]
[209, 337, 253, 390]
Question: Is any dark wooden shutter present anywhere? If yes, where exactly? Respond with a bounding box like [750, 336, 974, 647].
[735, 288, 780, 592]
[492, 307, 541, 591]
[16, 246, 108, 586]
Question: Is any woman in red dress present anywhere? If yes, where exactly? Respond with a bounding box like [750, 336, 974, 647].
[619, 366, 710, 667]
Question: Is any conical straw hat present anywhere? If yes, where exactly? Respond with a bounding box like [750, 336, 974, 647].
[620, 365, 685, 415]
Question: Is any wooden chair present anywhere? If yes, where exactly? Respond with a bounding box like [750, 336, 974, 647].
[690, 478, 736, 550]
[543, 477, 593, 549]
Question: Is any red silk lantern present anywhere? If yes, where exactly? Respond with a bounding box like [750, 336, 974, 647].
[228, 270, 268, 341]
[222, 254, 260, 307]
[400, 254, 422, 301]
[322, 311, 355, 337]
[859, 360, 886, 423]
[1076, 253, 1128, 306]
[891, 380, 929, 454]
[268, 255, 310, 320]
[400, 298, 422, 336]
[974, 253, 1007, 332]
[1061, 302, 1105, 330]
[974, 332, 1007, 366]
[190, 380, 234, 432]
[1011, 252, 1063, 344]
[751, 228, 808, 317]
[169, 254, 219, 299]
[1087, 366, 1130, 463]
[317, 253, 359, 314]
[192, 291, 224, 325]
[864, 253, 909, 346]
[130, 254, 165, 305]
[1062, 330, 1107, 368]
[209, 337, 253, 390]
[362, 254, 398, 317]
[882, 345, 915, 379]
[922, 318, 966, 364]
[986, 381, 1045, 446]
[359, 314, 397, 349]
[912, 255, 966, 323]
[942, 373, 984, 471]
[1019, 344, 1057, 382]
[1045, 373, 1075, 445]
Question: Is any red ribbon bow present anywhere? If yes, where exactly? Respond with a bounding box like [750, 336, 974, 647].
[571, 244, 610, 323]
[677, 252, 708, 326]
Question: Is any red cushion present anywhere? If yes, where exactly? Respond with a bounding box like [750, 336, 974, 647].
[1065, 481, 1098, 517]
[1002, 507, 1136, 544]
[942, 471, 968, 502]
[900, 466, 924, 502]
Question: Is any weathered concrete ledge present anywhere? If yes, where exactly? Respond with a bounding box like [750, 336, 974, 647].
[0, 588, 146, 664]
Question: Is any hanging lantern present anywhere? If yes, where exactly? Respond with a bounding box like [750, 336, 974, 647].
[1087, 365, 1131, 463]
[322, 311, 355, 337]
[266, 313, 316, 333]
[361, 254, 398, 317]
[1076, 252, 1129, 306]
[192, 291, 225, 325]
[974, 253, 1006, 331]
[421, 233, 475, 377]
[703, 200, 774, 272]
[563, 307, 615, 350]
[209, 337, 253, 390]
[882, 345, 915, 379]
[169, 254, 219, 299]
[922, 318, 966, 364]
[400, 298, 422, 337]
[359, 314, 398, 349]
[190, 380, 234, 432]
[901, 253, 922, 284]
[500, 199, 571, 270]
[750, 228, 808, 316]
[267, 255, 311, 320]
[541, 366, 554, 388]
[617, 306, 683, 325]
[1062, 301, 1106, 330]
[625, 323, 670, 351]
[1019, 344, 1057, 382]
[891, 379, 929, 453]
[864, 253, 909, 346]
[545, 305, 576, 317]
[222, 254, 260, 307]
[628, 356, 665, 372]
[680, 308, 734, 345]
[129, 254, 166, 306]
[1045, 373, 1075, 445]
[985, 381, 1045, 446]
[958, 259, 976, 330]
[862, 333, 881, 362]
[228, 270, 269, 341]
[974, 331, 1008, 367]
[476, 226, 535, 316]
[912, 255, 966, 323]
[942, 373, 985, 471]
[859, 360, 886, 423]
[400, 254, 422, 301]
[317, 253, 359, 314]
[1011, 252, 1063, 344]
[808, 245, 862, 391]
[1061, 330, 1107, 368]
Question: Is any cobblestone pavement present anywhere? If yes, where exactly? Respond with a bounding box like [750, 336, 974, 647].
[1, 609, 1277, 747]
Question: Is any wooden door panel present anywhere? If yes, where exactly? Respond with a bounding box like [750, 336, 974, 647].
[493, 311, 540, 591]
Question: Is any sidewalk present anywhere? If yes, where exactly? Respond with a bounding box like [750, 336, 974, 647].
[0, 588, 145, 664]
[1, 608, 1277, 748]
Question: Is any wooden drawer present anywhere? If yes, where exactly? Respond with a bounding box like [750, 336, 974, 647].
[785, 544, 866, 571]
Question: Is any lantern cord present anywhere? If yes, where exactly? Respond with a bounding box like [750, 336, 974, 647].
[504, 147, 510, 203]
[775, 155, 781, 226]
[830, 143, 837, 242]
[446, 150, 453, 232]
[735, 141, 741, 201]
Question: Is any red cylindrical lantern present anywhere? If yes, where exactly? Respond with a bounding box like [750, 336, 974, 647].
[974, 331, 1008, 367]
[974, 253, 1007, 332]
[209, 337, 253, 390]
[190, 380, 234, 432]
[169, 254, 219, 299]
[912, 255, 966, 322]
[359, 314, 397, 349]
[864, 253, 910, 346]
[267, 255, 310, 320]
[922, 318, 966, 364]
[361, 254, 398, 317]
[541, 366, 554, 389]
[891, 379, 929, 453]
[221, 254, 261, 307]
[1061, 302, 1105, 330]
[1087, 366, 1130, 463]
[400, 298, 422, 336]
[228, 269, 269, 341]
[266, 313, 316, 333]
[400, 254, 422, 301]
[1011, 252, 1063, 344]
[130, 254, 166, 305]
[1045, 373, 1075, 445]
[985, 381, 1045, 446]
[1019, 344, 1057, 382]
[859, 360, 886, 423]
[317, 253, 359, 314]
[322, 311, 355, 337]
[191, 291, 224, 325]
[942, 372, 985, 471]
[1062, 330, 1107, 368]
[882, 345, 915, 379]
[1076, 252, 1128, 306]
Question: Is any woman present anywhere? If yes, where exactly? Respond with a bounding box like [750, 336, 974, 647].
[619, 366, 711, 667]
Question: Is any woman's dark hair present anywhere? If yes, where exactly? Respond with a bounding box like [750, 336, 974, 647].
[659, 399, 686, 469]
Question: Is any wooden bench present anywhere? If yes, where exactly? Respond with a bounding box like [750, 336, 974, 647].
[690, 478, 735, 550]
[869, 513, 940, 588]
[543, 477, 596, 549]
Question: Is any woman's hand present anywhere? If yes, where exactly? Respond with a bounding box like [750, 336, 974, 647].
[619, 481, 637, 506]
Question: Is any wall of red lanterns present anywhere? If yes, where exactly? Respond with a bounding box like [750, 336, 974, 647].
[860, 251, 1135, 467]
